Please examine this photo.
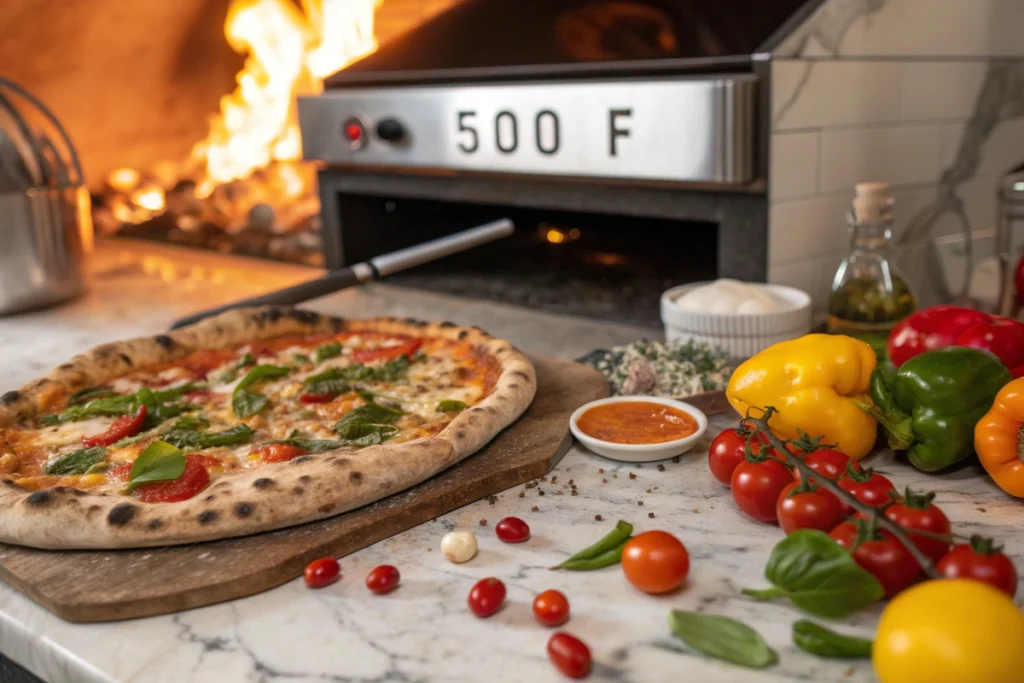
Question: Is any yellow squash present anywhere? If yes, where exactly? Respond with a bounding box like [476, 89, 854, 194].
[726, 334, 877, 458]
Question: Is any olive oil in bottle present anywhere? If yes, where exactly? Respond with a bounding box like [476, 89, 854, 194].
[827, 182, 916, 357]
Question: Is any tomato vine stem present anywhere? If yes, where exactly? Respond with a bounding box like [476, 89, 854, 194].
[740, 406, 942, 580]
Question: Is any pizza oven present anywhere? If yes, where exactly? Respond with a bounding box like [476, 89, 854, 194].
[298, 0, 820, 326]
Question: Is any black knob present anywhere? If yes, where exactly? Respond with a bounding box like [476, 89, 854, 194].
[376, 118, 406, 143]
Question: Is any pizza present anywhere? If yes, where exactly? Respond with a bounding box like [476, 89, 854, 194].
[0, 307, 536, 549]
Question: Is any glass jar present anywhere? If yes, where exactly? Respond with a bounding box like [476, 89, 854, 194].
[827, 182, 917, 357]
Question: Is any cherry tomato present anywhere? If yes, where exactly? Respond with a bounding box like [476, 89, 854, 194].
[938, 537, 1019, 598]
[837, 464, 896, 508]
[830, 521, 920, 597]
[621, 530, 690, 594]
[365, 565, 401, 594]
[884, 489, 951, 563]
[547, 632, 592, 679]
[708, 427, 755, 485]
[468, 577, 506, 617]
[351, 338, 422, 364]
[495, 516, 530, 543]
[250, 443, 309, 463]
[797, 449, 856, 482]
[299, 393, 334, 404]
[776, 481, 846, 535]
[82, 405, 147, 448]
[533, 589, 570, 626]
[110, 454, 212, 503]
[304, 557, 340, 588]
[731, 458, 793, 523]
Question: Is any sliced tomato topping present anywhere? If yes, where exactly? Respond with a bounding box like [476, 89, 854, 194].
[299, 393, 334, 404]
[250, 443, 309, 463]
[82, 405, 147, 447]
[130, 455, 211, 503]
[350, 337, 421, 364]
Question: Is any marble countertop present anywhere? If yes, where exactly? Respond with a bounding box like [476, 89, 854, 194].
[1, 241, 1021, 683]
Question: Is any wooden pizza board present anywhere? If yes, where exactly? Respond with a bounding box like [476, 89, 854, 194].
[0, 355, 607, 623]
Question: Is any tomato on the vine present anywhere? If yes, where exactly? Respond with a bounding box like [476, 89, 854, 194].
[708, 427, 758, 485]
[938, 536, 1019, 598]
[467, 577, 506, 617]
[830, 520, 920, 597]
[621, 530, 690, 594]
[776, 480, 846, 535]
[884, 488, 951, 563]
[837, 463, 896, 508]
[533, 589, 570, 626]
[797, 448, 856, 482]
[731, 458, 793, 523]
[547, 632, 592, 679]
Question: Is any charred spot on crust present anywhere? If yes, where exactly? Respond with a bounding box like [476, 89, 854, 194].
[147, 519, 164, 530]
[203, 494, 216, 502]
[253, 478, 274, 489]
[234, 502, 254, 518]
[331, 458, 350, 467]
[511, 370, 530, 381]
[292, 456, 312, 464]
[288, 309, 321, 325]
[298, 475, 311, 484]
[1, 391, 20, 405]
[509, 384, 520, 390]
[292, 486, 305, 495]
[154, 335, 175, 349]
[456, 431, 466, 440]
[265, 308, 283, 322]
[402, 318, 428, 328]
[440, 321, 456, 328]
[108, 503, 137, 526]
[26, 490, 51, 506]
[118, 353, 133, 367]
[318, 503, 336, 514]
[349, 471, 363, 483]
[58, 363, 75, 371]
[458, 330, 469, 340]
[198, 511, 218, 525]
[4, 478, 23, 488]
[87, 505, 101, 519]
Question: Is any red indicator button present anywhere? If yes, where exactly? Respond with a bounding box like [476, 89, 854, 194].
[345, 122, 363, 141]
[342, 118, 367, 149]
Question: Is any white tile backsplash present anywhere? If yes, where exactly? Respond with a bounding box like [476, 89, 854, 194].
[773, 61, 904, 131]
[975, 117, 1024, 177]
[819, 125, 944, 193]
[769, 195, 850, 264]
[901, 62, 989, 121]
[770, 132, 821, 200]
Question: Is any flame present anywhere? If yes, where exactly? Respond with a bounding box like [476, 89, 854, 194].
[189, 0, 380, 197]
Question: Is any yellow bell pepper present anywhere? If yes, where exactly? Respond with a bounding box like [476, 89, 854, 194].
[726, 334, 878, 459]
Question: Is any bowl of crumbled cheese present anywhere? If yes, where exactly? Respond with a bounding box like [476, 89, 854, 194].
[660, 279, 812, 359]
[580, 339, 732, 399]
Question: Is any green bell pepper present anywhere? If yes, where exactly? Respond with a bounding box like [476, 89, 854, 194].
[868, 346, 1011, 472]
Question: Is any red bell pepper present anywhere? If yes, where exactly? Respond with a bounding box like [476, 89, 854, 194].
[888, 306, 990, 367]
[1015, 253, 1024, 307]
[955, 317, 1024, 378]
[82, 405, 147, 447]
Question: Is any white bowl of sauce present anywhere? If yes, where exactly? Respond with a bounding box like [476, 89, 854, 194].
[569, 396, 708, 463]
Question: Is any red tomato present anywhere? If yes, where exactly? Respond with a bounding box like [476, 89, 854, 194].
[837, 465, 896, 508]
[621, 530, 690, 594]
[731, 458, 794, 523]
[365, 565, 401, 594]
[304, 557, 341, 588]
[547, 632, 592, 679]
[883, 489, 951, 563]
[797, 449, 856, 483]
[351, 338, 422, 364]
[830, 521, 920, 597]
[298, 393, 334, 404]
[82, 405, 147, 447]
[251, 443, 309, 463]
[495, 516, 530, 543]
[954, 317, 1024, 373]
[776, 481, 846, 535]
[938, 537, 1019, 598]
[533, 589, 570, 626]
[111, 454, 211, 503]
[467, 577, 506, 617]
[708, 427, 763, 485]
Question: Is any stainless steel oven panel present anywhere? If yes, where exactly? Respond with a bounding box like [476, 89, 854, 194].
[299, 76, 756, 184]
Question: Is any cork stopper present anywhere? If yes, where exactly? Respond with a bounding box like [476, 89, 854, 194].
[852, 182, 893, 223]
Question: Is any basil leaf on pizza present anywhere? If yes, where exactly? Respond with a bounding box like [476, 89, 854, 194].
[233, 365, 290, 418]
[437, 400, 468, 413]
[44, 447, 108, 475]
[67, 385, 116, 406]
[163, 423, 254, 449]
[315, 341, 342, 362]
[333, 403, 404, 446]
[125, 440, 186, 493]
[218, 353, 255, 383]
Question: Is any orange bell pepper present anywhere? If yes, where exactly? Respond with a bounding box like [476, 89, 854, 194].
[975, 377, 1024, 498]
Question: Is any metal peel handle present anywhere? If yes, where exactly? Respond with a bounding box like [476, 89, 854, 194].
[370, 218, 513, 277]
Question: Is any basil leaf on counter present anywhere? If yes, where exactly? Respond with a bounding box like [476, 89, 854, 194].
[741, 530, 884, 618]
[218, 353, 255, 383]
[163, 424, 254, 449]
[437, 400, 468, 413]
[67, 386, 116, 406]
[125, 440, 185, 492]
[44, 447, 108, 475]
[792, 620, 873, 659]
[315, 341, 342, 362]
[667, 610, 778, 669]
[233, 365, 290, 418]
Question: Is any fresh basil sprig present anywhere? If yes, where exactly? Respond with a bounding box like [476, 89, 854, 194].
[40, 383, 199, 426]
[333, 403, 403, 446]
[302, 356, 412, 396]
[315, 341, 342, 362]
[163, 423, 254, 449]
[437, 400, 468, 413]
[792, 620, 873, 659]
[741, 530, 884, 618]
[232, 365, 290, 418]
[125, 440, 186, 493]
[44, 447, 107, 475]
[667, 610, 778, 669]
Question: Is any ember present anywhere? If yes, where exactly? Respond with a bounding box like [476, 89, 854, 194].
[93, 0, 381, 265]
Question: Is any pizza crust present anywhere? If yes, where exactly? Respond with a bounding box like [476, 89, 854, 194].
[0, 307, 536, 549]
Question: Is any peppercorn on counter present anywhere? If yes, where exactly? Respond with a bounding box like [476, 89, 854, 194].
[0, 243, 1022, 683]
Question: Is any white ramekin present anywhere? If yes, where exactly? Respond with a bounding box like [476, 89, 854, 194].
[569, 396, 708, 463]
[660, 282, 812, 359]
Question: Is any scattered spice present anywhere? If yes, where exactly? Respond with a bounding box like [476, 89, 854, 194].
[646, 488, 652, 494]
[525, 482, 537, 489]
[555, 490, 564, 496]
[844, 668, 854, 677]
[568, 479, 574, 485]
[598, 468, 605, 474]
[648, 512, 655, 519]
[539, 490, 546, 496]
[479, 519, 487, 527]
[427, 547, 433, 552]
[551, 476, 558, 484]
[602, 478, 608, 484]
[638, 501, 644, 506]
[518, 492, 525, 498]
[487, 495, 498, 505]
[594, 514, 603, 521]
[978, 507, 987, 513]
[692, 507, 700, 513]
[531, 505, 539, 512]
[657, 464, 665, 472]
[571, 490, 578, 496]
[628, 472, 636, 479]
[672, 456, 680, 463]
[637, 464, 643, 468]
[541, 476, 548, 482]
[613, 473, 618, 479]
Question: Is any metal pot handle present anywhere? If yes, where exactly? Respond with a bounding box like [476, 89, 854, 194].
[0, 76, 84, 186]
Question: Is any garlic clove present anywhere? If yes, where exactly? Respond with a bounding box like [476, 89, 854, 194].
[441, 531, 478, 564]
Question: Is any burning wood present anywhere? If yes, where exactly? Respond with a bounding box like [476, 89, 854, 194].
[94, 0, 380, 264]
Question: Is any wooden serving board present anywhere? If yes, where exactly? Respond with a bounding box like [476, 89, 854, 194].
[0, 355, 607, 623]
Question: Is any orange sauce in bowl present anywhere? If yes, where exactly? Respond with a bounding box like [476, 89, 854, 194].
[576, 402, 699, 445]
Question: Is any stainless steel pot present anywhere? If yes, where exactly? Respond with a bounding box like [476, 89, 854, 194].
[0, 77, 92, 314]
